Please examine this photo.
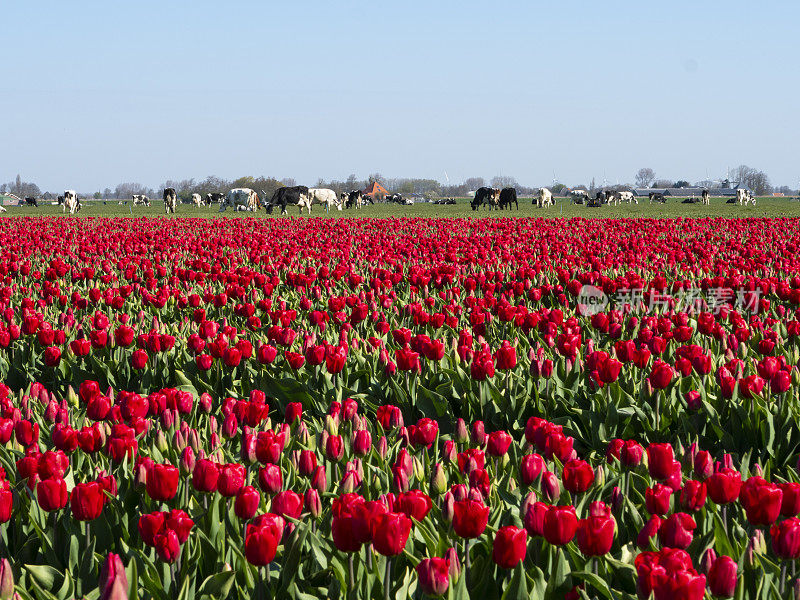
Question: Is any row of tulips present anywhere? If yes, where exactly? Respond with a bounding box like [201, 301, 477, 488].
[2, 377, 800, 598]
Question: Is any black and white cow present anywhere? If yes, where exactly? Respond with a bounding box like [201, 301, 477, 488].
[341, 190, 364, 209]
[163, 188, 177, 214]
[737, 189, 755, 206]
[220, 188, 260, 212]
[649, 192, 666, 204]
[498, 187, 518, 210]
[701, 189, 710, 205]
[472, 187, 501, 210]
[62, 190, 80, 214]
[25, 197, 38, 207]
[132, 194, 150, 206]
[191, 193, 204, 207]
[206, 192, 225, 205]
[266, 186, 311, 215]
[386, 193, 405, 204]
[569, 190, 589, 204]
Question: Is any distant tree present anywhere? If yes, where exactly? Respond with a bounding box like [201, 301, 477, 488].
[731, 165, 772, 195]
[280, 178, 296, 187]
[674, 180, 690, 188]
[490, 175, 518, 189]
[635, 168, 656, 188]
[652, 179, 673, 189]
[103, 187, 112, 198]
[551, 183, 567, 194]
[589, 178, 596, 194]
[345, 174, 359, 191]
[368, 173, 385, 185]
[93, 192, 101, 199]
[464, 177, 485, 191]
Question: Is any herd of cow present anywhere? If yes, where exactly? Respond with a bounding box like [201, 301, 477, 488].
[0, 185, 758, 216]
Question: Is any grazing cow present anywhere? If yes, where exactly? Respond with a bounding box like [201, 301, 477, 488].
[132, 194, 150, 206]
[163, 188, 177, 214]
[62, 190, 80, 214]
[308, 188, 342, 213]
[649, 192, 666, 204]
[0, 205, 6, 213]
[220, 188, 260, 212]
[737, 189, 756, 206]
[386, 193, 405, 204]
[341, 190, 364, 209]
[266, 186, 311, 215]
[191, 193, 204, 207]
[569, 190, 589, 204]
[471, 187, 501, 210]
[701, 189, 710, 205]
[535, 187, 553, 208]
[617, 191, 637, 204]
[498, 187, 518, 210]
[25, 197, 38, 207]
[206, 192, 225, 205]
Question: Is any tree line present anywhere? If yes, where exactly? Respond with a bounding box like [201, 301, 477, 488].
[2, 166, 795, 201]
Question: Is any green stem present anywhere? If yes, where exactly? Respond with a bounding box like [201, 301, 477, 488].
[384, 557, 392, 600]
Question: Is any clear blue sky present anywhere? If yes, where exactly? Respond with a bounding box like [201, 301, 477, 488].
[2, 0, 798, 192]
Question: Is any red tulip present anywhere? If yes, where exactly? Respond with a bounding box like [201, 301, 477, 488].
[234, 486, 261, 520]
[543, 505, 578, 546]
[575, 515, 615, 556]
[770, 517, 800, 559]
[416, 557, 450, 597]
[37, 478, 68, 511]
[646, 483, 672, 515]
[562, 459, 594, 493]
[778, 482, 800, 517]
[740, 476, 782, 526]
[452, 499, 489, 539]
[145, 463, 179, 501]
[707, 555, 737, 598]
[191, 459, 219, 493]
[706, 468, 741, 505]
[70, 481, 105, 521]
[646, 443, 675, 480]
[372, 512, 412, 556]
[492, 525, 527, 568]
[217, 463, 246, 497]
[658, 512, 696, 549]
[395, 490, 432, 521]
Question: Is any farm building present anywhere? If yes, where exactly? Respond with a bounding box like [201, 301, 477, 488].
[363, 181, 389, 200]
[1, 193, 22, 206]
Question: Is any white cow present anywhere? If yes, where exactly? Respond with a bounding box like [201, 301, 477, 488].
[191, 193, 204, 207]
[62, 190, 80, 214]
[737, 189, 755, 206]
[618, 191, 637, 204]
[537, 187, 553, 208]
[308, 188, 342, 213]
[132, 194, 150, 206]
[163, 188, 177, 214]
[0, 205, 6, 213]
[220, 188, 260, 212]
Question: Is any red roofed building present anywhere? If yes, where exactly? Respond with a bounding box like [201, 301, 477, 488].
[363, 181, 389, 200]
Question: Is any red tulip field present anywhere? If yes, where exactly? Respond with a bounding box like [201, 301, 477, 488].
[2, 215, 800, 599]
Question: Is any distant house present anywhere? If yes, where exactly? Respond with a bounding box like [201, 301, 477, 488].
[363, 182, 389, 200]
[1, 193, 21, 206]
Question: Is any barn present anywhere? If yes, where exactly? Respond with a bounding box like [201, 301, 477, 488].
[1, 193, 21, 206]
[363, 182, 389, 201]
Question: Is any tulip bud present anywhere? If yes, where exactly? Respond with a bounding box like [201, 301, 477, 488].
[199, 393, 213, 413]
[296, 422, 312, 446]
[325, 415, 338, 436]
[541, 471, 560, 502]
[188, 429, 201, 454]
[430, 463, 448, 496]
[241, 432, 257, 464]
[180, 447, 195, 474]
[455, 419, 468, 444]
[0, 558, 13, 600]
[223, 414, 238, 438]
[66, 385, 79, 408]
[311, 466, 327, 492]
[521, 491, 537, 518]
[610, 486, 623, 513]
[377, 436, 388, 459]
[413, 457, 425, 482]
[700, 548, 718, 574]
[98, 552, 128, 600]
[209, 416, 218, 435]
[304, 489, 322, 518]
[594, 464, 605, 487]
[471, 421, 486, 447]
[44, 400, 59, 423]
[446, 547, 461, 580]
[340, 470, 360, 494]
[173, 429, 187, 452]
[155, 429, 168, 453]
[442, 491, 455, 522]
